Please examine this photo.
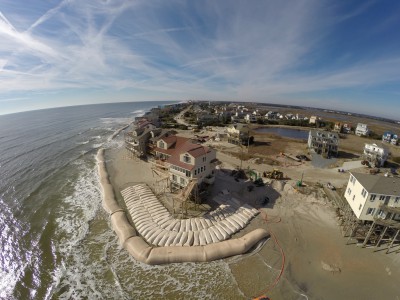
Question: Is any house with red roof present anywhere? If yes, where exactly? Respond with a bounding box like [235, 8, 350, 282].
[154, 135, 217, 188]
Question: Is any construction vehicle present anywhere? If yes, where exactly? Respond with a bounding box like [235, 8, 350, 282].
[264, 169, 284, 179]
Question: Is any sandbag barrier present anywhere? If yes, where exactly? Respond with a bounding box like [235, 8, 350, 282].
[97, 148, 269, 265]
[122, 184, 261, 247]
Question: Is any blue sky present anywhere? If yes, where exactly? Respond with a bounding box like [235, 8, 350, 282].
[1, 0, 400, 119]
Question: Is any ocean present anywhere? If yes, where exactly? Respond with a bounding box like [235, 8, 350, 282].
[0, 102, 245, 300]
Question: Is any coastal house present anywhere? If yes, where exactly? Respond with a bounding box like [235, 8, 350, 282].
[231, 111, 246, 123]
[226, 124, 252, 145]
[344, 172, 400, 221]
[363, 143, 389, 167]
[382, 131, 398, 145]
[265, 111, 278, 120]
[309, 116, 319, 125]
[125, 128, 152, 158]
[333, 122, 343, 133]
[154, 135, 217, 188]
[342, 123, 352, 134]
[147, 129, 176, 156]
[285, 113, 295, 120]
[137, 120, 157, 130]
[355, 123, 370, 136]
[244, 113, 257, 123]
[307, 129, 339, 157]
[125, 126, 174, 158]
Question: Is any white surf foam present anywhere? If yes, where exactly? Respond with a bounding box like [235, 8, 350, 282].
[100, 117, 133, 125]
[131, 109, 145, 115]
[55, 163, 101, 255]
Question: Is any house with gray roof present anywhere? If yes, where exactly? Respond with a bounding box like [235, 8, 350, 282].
[345, 172, 400, 221]
[308, 129, 339, 157]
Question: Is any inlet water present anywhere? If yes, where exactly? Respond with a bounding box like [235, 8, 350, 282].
[255, 127, 309, 140]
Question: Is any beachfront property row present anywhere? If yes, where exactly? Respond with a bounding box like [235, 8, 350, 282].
[345, 172, 400, 222]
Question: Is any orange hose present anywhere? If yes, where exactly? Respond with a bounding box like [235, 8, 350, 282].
[253, 211, 285, 299]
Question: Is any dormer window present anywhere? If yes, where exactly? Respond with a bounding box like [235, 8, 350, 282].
[159, 140, 165, 149]
[183, 153, 191, 163]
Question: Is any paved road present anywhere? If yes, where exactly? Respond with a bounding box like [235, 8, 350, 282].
[174, 105, 192, 126]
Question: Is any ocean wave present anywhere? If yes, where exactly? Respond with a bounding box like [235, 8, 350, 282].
[0, 203, 25, 298]
[131, 109, 145, 115]
[100, 117, 133, 125]
[55, 164, 101, 255]
[50, 162, 108, 297]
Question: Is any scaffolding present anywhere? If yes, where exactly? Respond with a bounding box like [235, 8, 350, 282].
[173, 179, 200, 218]
[151, 162, 171, 196]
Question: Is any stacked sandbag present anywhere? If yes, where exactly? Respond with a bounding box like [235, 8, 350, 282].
[121, 184, 260, 247]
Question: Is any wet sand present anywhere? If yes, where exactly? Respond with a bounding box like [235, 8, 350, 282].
[106, 146, 400, 299]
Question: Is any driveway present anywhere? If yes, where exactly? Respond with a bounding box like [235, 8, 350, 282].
[310, 153, 337, 168]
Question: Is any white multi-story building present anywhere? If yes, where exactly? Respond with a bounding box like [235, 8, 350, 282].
[363, 143, 389, 167]
[309, 116, 318, 125]
[154, 135, 217, 188]
[345, 172, 400, 221]
[355, 123, 370, 136]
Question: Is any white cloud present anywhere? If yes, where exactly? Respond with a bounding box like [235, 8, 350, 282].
[0, 0, 399, 118]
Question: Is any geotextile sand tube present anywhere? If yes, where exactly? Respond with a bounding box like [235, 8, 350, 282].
[97, 148, 269, 265]
[97, 149, 122, 214]
[111, 211, 137, 245]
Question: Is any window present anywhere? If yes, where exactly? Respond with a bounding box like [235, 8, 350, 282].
[385, 196, 391, 202]
[194, 170, 197, 175]
[180, 177, 185, 185]
[203, 156, 206, 162]
[186, 170, 191, 177]
[347, 188, 352, 195]
[350, 175, 356, 185]
[395, 197, 400, 204]
[366, 208, 376, 215]
[361, 188, 367, 198]
[201, 167, 203, 172]
[379, 195, 385, 201]
[183, 154, 191, 163]
[159, 141, 165, 149]
[172, 175, 177, 182]
[204, 165, 206, 171]
[370, 194, 376, 202]
[359, 204, 362, 210]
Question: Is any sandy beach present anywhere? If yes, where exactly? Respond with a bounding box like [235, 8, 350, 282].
[105, 141, 400, 299]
